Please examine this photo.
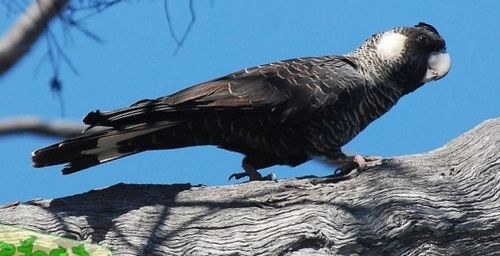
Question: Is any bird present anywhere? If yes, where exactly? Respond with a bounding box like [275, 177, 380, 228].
[32, 22, 451, 181]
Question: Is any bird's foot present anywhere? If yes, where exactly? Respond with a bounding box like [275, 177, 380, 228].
[333, 155, 383, 176]
[228, 171, 276, 182]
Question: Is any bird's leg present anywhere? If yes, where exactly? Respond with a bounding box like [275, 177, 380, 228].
[327, 153, 382, 177]
[228, 156, 276, 181]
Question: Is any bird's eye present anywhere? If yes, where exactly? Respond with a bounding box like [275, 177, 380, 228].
[417, 35, 429, 45]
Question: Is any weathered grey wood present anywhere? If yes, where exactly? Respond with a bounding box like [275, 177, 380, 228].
[1, 118, 499, 255]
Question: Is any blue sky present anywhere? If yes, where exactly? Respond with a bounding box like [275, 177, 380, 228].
[0, 1, 498, 204]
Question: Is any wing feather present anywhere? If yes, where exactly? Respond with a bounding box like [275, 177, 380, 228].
[84, 56, 363, 127]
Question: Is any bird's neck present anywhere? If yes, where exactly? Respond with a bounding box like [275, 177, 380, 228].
[348, 48, 396, 81]
[347, 48, 425, 97]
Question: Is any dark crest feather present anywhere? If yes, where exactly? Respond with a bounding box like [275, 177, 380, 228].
[415, 22, 439, 35]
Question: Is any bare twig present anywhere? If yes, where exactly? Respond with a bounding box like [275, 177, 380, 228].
[164, 0, 196, 55]
[0, 116, 85, 138]
[0, 0, 68, 76]
[68, 0, 123, 21]
[0, 0, 199, 90]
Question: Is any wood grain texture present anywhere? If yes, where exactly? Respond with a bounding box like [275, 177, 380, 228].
[1, 118, 499, 255]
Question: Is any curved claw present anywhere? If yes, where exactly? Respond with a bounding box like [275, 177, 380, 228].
[333, 163, 357, 177]
[228, 172, 250, 181]
[263, 173, 278, 182]
[333, 155, 383, 177]
[228, 172, 277, 182]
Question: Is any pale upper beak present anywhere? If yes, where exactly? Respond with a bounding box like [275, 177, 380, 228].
[421, 51, 451, 83]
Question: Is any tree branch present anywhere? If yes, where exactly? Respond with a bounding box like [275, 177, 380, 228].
[164, 0, 196, 55]
[0, 116, 85, 138]
[0, 0, 68, 76]
[1, 117, 499, 255]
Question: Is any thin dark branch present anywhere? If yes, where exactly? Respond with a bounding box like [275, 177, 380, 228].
[45, 31, 58, 75]
[163, 0, 196, 55]
[64, 17, 104, 43]
[0, 0, 121, 84]
[33, 49, 50, 78]
[45, 28, 79, 76]
[1, 0, 200, 91]
[163, 0, 179, 44]
[69, 0, 123, 22]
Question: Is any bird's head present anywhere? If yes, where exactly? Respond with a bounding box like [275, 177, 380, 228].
[352, 22, 451, 93]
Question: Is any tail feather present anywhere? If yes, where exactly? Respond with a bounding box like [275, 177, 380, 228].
[60, 151, 135, 175]
[32, 123, 175, 174]
[83, 99, 181, 128]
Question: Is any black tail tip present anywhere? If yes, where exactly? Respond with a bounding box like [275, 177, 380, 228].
[31, 150, 43, 168]
[32, 157, 48, 168]
[62, 166, 77, 175]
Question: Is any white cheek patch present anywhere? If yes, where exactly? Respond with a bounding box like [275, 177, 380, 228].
[376, 32, 407, 61]
[422, 52, 451, 83]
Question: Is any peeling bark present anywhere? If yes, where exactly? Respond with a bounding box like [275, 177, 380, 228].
[1, 118, 499, 255]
